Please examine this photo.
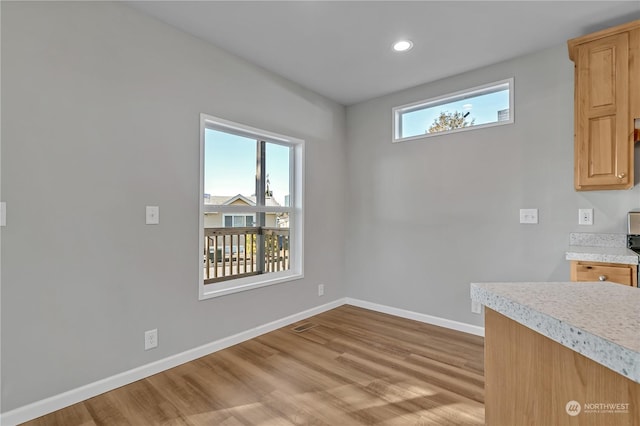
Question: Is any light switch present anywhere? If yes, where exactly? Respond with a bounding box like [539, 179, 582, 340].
[519, 208, 538, 224]
[146, 206, 159, 225]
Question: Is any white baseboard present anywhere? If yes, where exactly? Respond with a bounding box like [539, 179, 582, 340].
[1, 296, 483, 426]
[345, 298, 485, 337]
[0, 298, 346, 426]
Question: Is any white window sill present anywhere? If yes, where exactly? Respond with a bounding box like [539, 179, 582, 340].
[199, 271, 304, 300]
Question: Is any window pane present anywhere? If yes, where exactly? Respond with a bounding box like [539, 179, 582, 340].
[246, 216, 254, 227]
[204, 128, 256, 203]
[265, 142, 291, 207]
[263, 212, 290, 274]
[233, 215, 244, 227]
[276, 212, 289, 230]
[396, 80, 512, 140]
[224, 216, 232, 227]
[260, 211, 290, 229]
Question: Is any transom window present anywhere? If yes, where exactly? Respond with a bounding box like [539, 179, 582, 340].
[199, 114, 304, 300]
[393, 78, 514, 142]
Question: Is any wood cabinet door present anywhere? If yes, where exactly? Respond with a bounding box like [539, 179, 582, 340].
[575, 32, 630, 190]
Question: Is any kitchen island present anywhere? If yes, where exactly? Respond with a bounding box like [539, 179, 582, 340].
[471, 281, 639, 425]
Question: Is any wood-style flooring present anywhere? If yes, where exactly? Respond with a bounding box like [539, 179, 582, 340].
[23, 305, 485, 425]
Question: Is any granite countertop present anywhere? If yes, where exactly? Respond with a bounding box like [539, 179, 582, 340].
[565, 232, 639, 265]
[565, 246, 639, 265]
[470, 281, 640, 384]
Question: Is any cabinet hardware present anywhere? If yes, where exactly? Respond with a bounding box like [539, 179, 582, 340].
[617, 172, 626, 179]
[598, 275, 607, 281]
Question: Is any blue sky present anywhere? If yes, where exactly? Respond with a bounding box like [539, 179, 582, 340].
[204, 128, 290, 206]
[401, 88, 509, 138]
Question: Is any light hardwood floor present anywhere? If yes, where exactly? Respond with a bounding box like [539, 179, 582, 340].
[23, 305, 485, 425]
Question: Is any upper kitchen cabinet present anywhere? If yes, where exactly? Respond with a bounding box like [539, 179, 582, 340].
[568, 20, 640, 191]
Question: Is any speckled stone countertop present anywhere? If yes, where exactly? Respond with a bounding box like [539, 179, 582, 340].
[566, 233, 638, 265]
[470, 281, 640, 383]
[565, 246, 639, 265]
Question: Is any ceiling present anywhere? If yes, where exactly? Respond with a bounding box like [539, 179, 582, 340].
[127, 1, 640, 106]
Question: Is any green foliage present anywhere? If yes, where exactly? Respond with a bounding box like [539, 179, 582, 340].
[428, 111, 475, 133]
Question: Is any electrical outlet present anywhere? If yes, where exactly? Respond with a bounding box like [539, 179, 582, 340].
[471, 301, 482, 314]
[145, 206, 159, 225]
[519, 208, 538, 224]
[144, 329, 158, 350]
[318, 284, 324, 296]
[578, 208, 593, 225]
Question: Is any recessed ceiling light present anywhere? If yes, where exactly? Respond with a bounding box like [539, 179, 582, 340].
[393, 40, 413, 52]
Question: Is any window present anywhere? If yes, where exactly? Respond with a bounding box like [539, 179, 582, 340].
[224, 215, 255, 228]
[393, 78, 514, 142]
[199, 114, 304, 300]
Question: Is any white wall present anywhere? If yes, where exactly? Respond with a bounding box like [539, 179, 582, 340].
[345, 44, 640, 327]
[1, 1, 347, 412]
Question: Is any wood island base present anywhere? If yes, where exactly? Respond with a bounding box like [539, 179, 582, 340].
[484, 308, 640, 426]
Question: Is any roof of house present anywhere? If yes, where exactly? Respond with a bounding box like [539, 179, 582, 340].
[204, 194, 282, 207]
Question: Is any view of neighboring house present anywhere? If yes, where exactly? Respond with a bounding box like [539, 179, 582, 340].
[202, 194, 291, 282]
[203, 194, 287, 229]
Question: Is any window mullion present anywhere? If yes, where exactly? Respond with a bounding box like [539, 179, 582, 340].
[255, 140, 266, 273]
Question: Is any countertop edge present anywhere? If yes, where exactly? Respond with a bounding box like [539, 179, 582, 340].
[470, 283, 640, 384]
[565, 246, 638, 265]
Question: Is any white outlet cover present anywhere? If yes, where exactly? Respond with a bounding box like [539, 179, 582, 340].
[519, 208, 538, 224]
[145, 329, 158, 350]
[578, 208, 594, 225]
[146, 206, 159, 225]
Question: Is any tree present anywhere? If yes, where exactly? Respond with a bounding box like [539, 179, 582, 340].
[427, 111, 475, 133]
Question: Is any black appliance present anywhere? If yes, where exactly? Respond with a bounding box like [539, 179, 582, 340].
[628, 210, 640, 254]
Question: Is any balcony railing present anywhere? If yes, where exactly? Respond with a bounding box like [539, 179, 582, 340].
[203, 227, 290, 284]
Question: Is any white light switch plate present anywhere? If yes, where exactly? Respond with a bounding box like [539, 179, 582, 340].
[520, 208, 538, 224]
[146, 206, 159, 225]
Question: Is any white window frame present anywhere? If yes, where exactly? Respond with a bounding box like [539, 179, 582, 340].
[392, 78, 514, 143]
[199, 114, 304, 300]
